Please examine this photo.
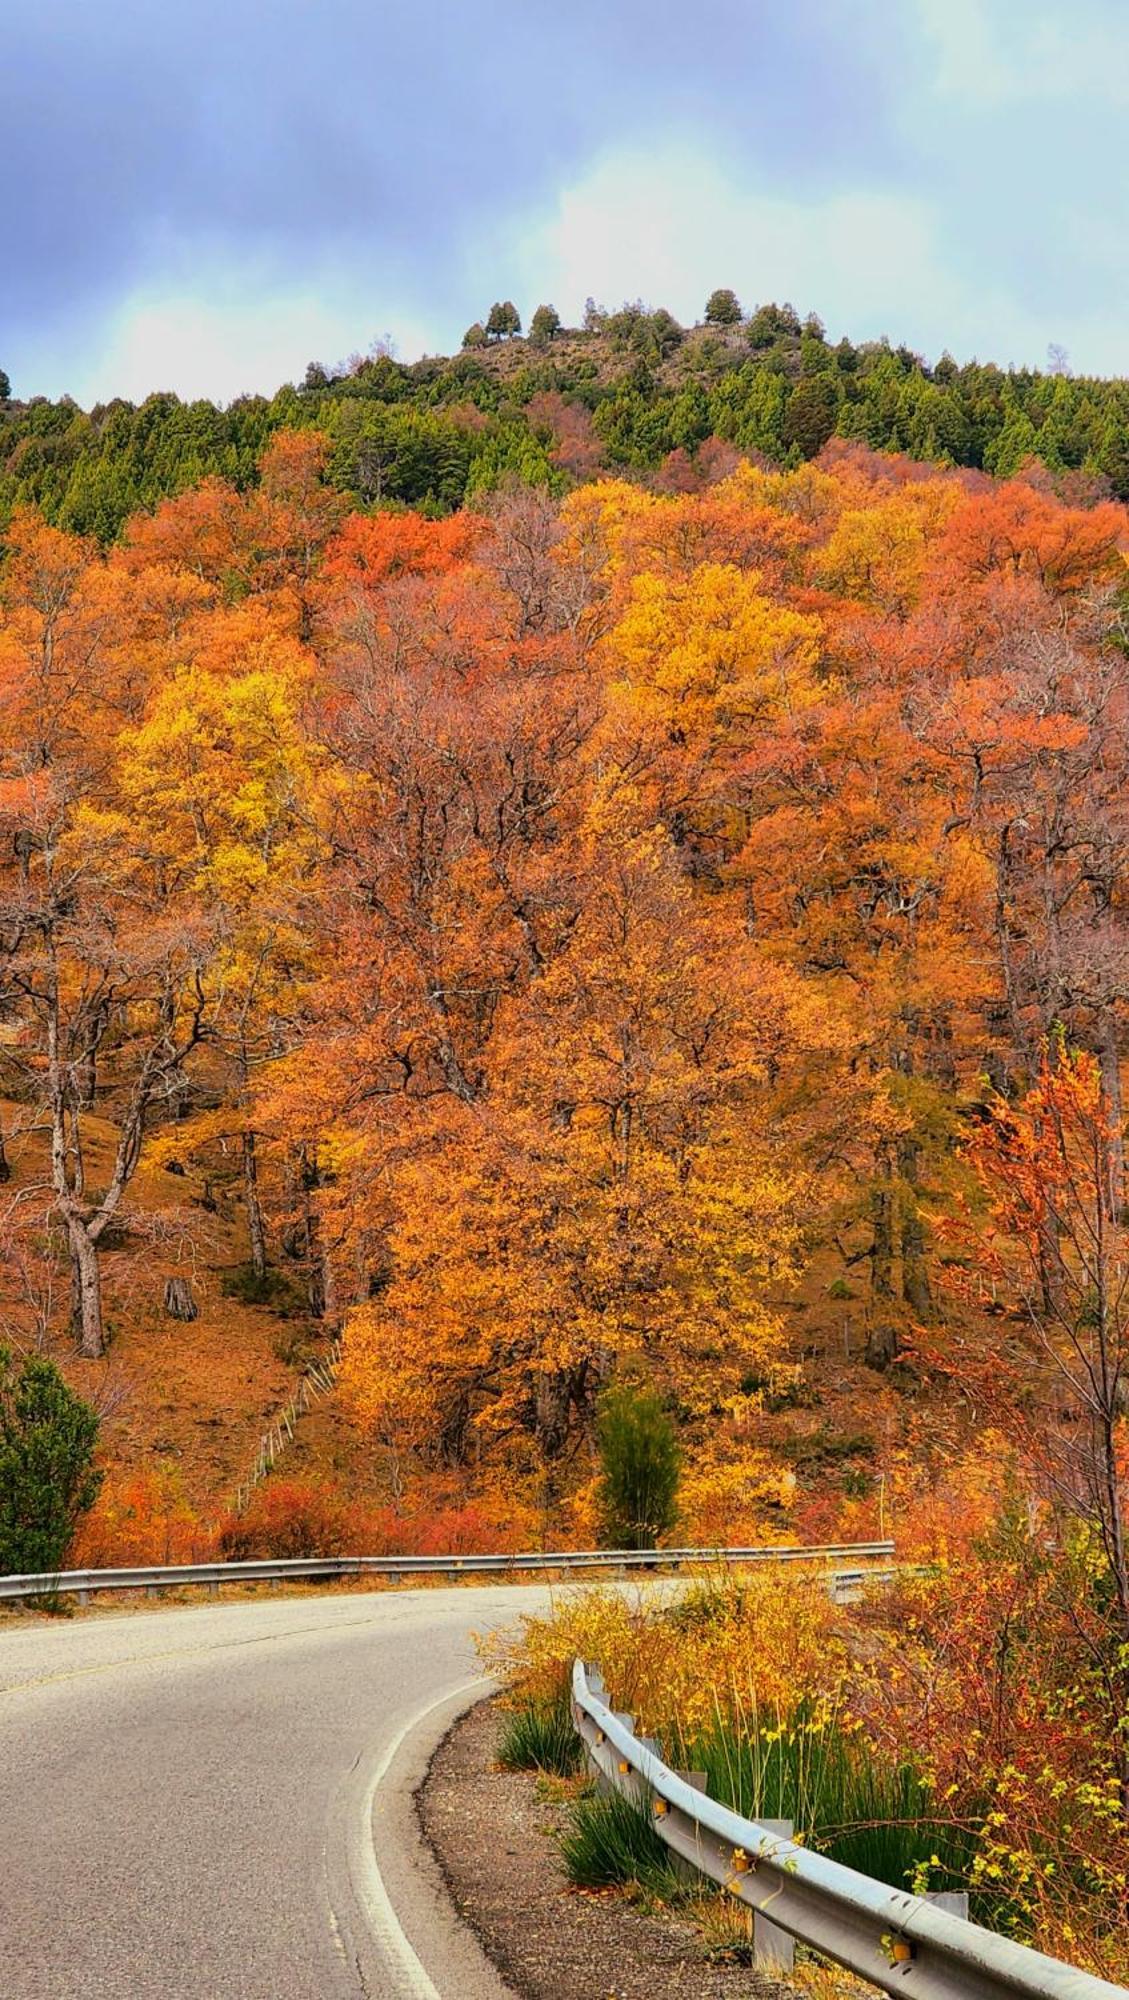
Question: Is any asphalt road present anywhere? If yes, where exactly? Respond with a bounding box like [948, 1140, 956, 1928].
[0, 1585, 550, 1999]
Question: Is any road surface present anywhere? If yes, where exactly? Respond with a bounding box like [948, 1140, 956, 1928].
[0, 1584, 551, 1998]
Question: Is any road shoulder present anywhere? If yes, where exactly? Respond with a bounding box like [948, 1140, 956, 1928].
[418, 1695, 791, 2000]
[364, 1678, 518, 1998]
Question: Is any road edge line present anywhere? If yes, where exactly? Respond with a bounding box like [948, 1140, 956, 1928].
[351, 1675, 494, 1998]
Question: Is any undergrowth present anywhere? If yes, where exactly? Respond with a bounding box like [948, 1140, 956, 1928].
[674, 1700, 981, 1912]
[497, 1693, 582, 1777]
[558, 1784, 682, 1896]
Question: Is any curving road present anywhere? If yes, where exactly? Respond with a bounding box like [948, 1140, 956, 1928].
[0, 1585, 552, 1999]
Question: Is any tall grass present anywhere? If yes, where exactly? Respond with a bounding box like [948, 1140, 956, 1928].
[670, 1694, 981, 1909]
[497, 1692, 583, 1777]
[558, 1785, 682, 1895]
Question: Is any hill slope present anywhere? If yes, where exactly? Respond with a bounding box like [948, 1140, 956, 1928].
[3, 298, 1128, 542]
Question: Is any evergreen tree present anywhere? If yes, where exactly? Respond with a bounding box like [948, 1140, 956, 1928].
[486, 301, 522, 341]
[783, 374, 840, 457]
[0, 1350, 102, 1576]
[704, 287, 742, 326]
[596, 1379, 681, 1550]
[529, 304, 561, 346]
[747, 301, 801, 348]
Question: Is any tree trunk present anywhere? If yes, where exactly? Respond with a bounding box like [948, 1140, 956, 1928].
[437, 1390, 471, 1465]
[75, 1002, 108, 1111]
[898, 1135, 933, 1319]
[68, 1218, 104, 1359]
[534, 1369, 573, 1459]
[1097, 1016, 1125, 1223]
[75, 1047, 97, 1111]
[864, 1320, 900, 1372]
[869, 1154, 895, 1302]
[307, 1260, 326, 1320]
[163, 1276, 198, 1322]
[242, 1130, 267, 1279]
[0, 1128, 9, 1184]
[318, 1241, 339, 1330]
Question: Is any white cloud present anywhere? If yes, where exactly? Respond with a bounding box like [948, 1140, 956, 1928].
[502, 142, 1060, 366]
[914, 0, 1129, 108]
[19, 115, 1129, 404]
[34, 267, 444, 407]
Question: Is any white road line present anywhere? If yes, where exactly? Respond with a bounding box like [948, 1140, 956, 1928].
[350, 1675, 493, 1999]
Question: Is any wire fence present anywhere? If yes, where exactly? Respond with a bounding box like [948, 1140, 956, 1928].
[231, 1334, 343, 1515]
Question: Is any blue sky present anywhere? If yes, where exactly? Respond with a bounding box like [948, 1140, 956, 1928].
[4, 0, 1127, 404]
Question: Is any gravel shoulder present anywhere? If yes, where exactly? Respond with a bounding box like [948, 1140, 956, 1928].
[418, 1696, 793, 2000]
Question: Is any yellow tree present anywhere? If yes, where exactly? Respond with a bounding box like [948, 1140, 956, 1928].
[341, 813, 814, 1465]
[0, 512, 227, 1357]
[117, 598, 328, 1281]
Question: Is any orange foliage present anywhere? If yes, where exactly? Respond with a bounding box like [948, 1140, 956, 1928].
[71, 1470, 217, 1568]
[3, 443, 1129, 1608]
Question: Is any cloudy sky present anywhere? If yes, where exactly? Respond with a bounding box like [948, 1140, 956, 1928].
[4, 0, 1127, 405]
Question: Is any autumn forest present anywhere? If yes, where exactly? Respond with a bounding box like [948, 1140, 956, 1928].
[4, 308, 1129, 1958]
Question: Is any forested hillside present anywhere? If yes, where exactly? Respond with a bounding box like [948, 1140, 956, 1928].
[1, 419, 1127, 1553]
[5, 389, 1129, 1946]
[4, 292, 1129, 543]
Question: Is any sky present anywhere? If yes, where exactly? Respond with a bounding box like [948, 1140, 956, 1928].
[4, 0, 1128, 406]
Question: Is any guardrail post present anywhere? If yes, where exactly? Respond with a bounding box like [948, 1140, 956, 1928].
[667, 1768, 709, 1883]
[751, 1819, 795, 1972]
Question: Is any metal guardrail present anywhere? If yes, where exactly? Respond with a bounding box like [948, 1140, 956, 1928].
[0, 1540, 895, 1604]
[572, 1659, 1127, 2000]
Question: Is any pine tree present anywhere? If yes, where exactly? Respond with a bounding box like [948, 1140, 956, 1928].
[0, 1351, 102, 1575]
[704, 287, 742, 326]
[596, 1380, 681, 1550]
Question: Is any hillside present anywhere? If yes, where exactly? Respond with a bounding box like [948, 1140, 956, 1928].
[4, 295, 1129, 544]
[2, 417, 1127, 1577]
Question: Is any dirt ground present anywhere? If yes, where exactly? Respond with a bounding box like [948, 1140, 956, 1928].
[418, 1697, 797, 2000]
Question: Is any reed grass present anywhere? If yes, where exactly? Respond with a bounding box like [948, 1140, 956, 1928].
[497, 1692, 583, 1776]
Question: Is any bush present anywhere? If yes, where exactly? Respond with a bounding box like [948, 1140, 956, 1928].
[218, 1477, 361, 1559]
[596, 1378, 680, 1549]
[220, 1263, 307, 1317]
[71, 1467, 214, 1567]
[497, 1693, 582, 1776]
[0, 1348, 102, 1575]
[559, 1786, 678, 1892]
[679, 1699, 977, 1904]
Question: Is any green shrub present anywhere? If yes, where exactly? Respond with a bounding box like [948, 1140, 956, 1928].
[674, 1700, 979, 1909]
[780, 1425, 877, 1469]
[497, 1695, 582, 1776]
[596, 1378, 680, 1550]
[220, 1263, 307, 1317]
[0, 1349, 102, 1576]
[559, 1785, 679, 1893]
